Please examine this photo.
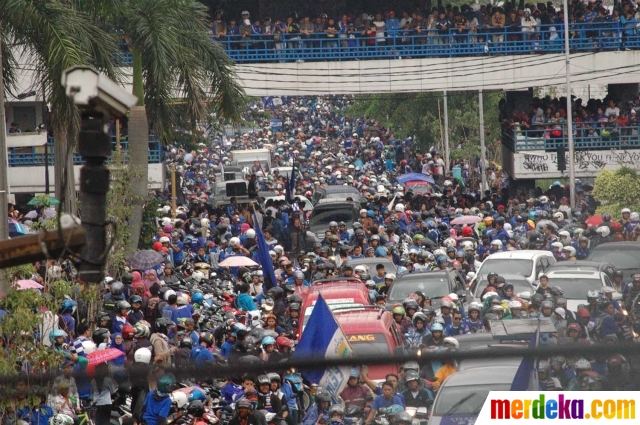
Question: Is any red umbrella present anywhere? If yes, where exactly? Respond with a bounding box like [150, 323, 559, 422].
[585, 215, 603, 227]
[87, 348, 125, 366]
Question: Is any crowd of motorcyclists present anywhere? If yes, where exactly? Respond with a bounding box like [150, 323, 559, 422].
[6, 94, 640, 425]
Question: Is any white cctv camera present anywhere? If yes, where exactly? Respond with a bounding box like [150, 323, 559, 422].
[61, 66, 137, 118]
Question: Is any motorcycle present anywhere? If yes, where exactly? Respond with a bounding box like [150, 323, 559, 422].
[284, 370, 311, 411]
[345, 405, 365, 425]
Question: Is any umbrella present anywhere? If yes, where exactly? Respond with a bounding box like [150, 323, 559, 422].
[27, 196, 60, 207]
[87, 348, 125, 366]
[536, 219, 558, 231]
[450, 215, 482, 225]
[218, 256, 259, 268]
[24, 210, 38, 220]
[128, 250, 165, 270]
[397, 173, 435, 185]
[585, 215, 603, 227]
[13, 279, 44, 290]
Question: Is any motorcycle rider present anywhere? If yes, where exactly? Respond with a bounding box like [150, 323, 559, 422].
[230, 398, 262, 425]
[340, 368, 373, 409]
[404, 313, 431, 353]
[401, 370, 433, 408]
[302, 390, 331, 425]
[256, 374, 283, 414]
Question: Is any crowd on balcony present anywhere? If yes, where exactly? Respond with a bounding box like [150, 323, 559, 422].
[501, 93, 640, 149]
[206, 0, 640, 60]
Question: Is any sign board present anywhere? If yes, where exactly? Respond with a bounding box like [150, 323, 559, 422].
[513, 149, 640, 179]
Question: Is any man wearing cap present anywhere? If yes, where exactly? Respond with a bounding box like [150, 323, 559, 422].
[340, 369, 373, 409]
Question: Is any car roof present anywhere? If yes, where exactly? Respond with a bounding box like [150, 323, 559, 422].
[344, 257, 397, 272]
[545, 270, 602, 278]
[483, 250, 553, 260]
[441, 365, 519, 387]
[314, 199, 359, 206]
[457, 356, 523, 371]
[319, 186, 361, 194]
[591, 242, 640, 250]
[302, 282, 370, 304]
[334, 308, 394, 333]
[398, 270, 449, 278]
[549, 260, 609, 268]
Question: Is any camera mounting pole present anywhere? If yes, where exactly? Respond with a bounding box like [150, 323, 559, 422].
[62, 66, 137, 283]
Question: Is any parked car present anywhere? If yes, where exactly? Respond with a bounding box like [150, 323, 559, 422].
[542, 270, 618, 311]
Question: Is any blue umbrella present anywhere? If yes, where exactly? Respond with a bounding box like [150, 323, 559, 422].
[397, 173, 435, 185]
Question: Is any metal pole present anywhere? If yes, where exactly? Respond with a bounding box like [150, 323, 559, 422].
[43, 88, 50, 195]
[479, 89, 487, 194]
[171, 164, 177, 218]
[116, 119, 121, 153]
[443, 91, 450, 172]
[563, 0, 576, 209]
[0, 28, 9, 241]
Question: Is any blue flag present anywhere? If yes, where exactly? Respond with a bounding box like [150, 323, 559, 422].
[292, 294, 354, 400]
[251, 211, 278, 289]
[510, 326, 540, 391]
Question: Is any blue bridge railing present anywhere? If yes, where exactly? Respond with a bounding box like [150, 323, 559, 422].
[510, 122, 640, 151]
[8, 135, 164, 166]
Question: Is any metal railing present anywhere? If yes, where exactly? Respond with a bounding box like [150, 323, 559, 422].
[508, 121, 640, 151]
[8, 135, 164, 166]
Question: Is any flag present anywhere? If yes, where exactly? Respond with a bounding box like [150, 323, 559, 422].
[219, 149, 225, 182]
[292, 294, 354, 401]
[251, 210, 278, 289]
[510, 321, 540, 391]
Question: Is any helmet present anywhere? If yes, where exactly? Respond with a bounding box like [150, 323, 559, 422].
[122, 324, 136, 340]
[562, 246, 576, 257]
[385, 273, 396, 280]
[236, 398, 252, 409]
[602, 212, 612, 221]
[392, 306, 406, 316]
[81, 341, 97, 355]
[385, 405, 404, 418]
[189, 389, 207, 402]
[187, 400, 205, 418]
[155, 317, 175, 333]
[431, 323, 444, 332]
[257, 374, 271, 385]
[246, 229, 256, 239]
[199, 332, 214, 347]
[180, 338, 193, 349]
[293, 270, 305, 280]
[596, 226, 610, 237]
[508, 300, 522, 310]
[316, 391, 331, 404]
[61, 299, 76, 313]
[92, 328, 110, 344]
[192, 271, 205, 283]
[443, 337, 459, 349]
[110, 281, 124, 296]
[176, 293, 190, 305]
[491, 240, 503, 248]
[276, 336, 294, 351]
[538, 196, 549, 205]
[116, 300, 131, 311]
[354, 265, 367, 274]
[164, 289, 177, 301]
[412, 312, 427, 325]
[441, 300, 453, 310]
[172, 392, 190, 409]
[262, 336, 276, 346]
[402, 298, 419, 310]
[49, 329, 67, 345]
[587, 290, 600, 300]
[134, 321, 151, 338]
[540, 300, 554, 310]
[329, 405, 345, 418]
[49, 415, 74, 425]
[395, 204, 405, 213]
[574, 358, 591, 370]
[129, 295, 142, 304]
[191, 293, 204, 304]
[443, 238, 457, 248]
[157, 374, 176, 393]
[404, 369, 420, 384]
[229, 237, 241, 248]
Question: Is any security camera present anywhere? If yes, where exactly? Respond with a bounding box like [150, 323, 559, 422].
[61, 66, 137, 118]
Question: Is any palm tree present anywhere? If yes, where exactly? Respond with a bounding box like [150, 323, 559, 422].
[116, 0, 245, 253]
[1, 0, 120, 214]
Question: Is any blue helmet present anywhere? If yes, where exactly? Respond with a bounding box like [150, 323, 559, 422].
[61, 299, 76, 313]
[349, 368, 360, 378]
[426, 220, 436, 228]
[262, 336, 276, 346]
[367, 210, 376, 218]
[431, 323, 444, 332]
[189, 389, 206, 402]
[436, 255, 447, 265]
[49, 329, 67, 344]
[375, 247, 388, 257]
[191, 293, 204, 304]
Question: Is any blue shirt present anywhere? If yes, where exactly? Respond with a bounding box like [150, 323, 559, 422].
[372, 394, 405, 411]
[189, 346, 216, 367]
[237, 293, 258, 311]
[142, 391, 172, 425]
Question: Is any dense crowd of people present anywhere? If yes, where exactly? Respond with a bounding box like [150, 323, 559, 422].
[3, 94, 639, 425]
[205, 0, 640, 59]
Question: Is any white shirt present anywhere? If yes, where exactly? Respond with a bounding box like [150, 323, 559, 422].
[605, 107, 620, 117]
[373, 20, 386, 40]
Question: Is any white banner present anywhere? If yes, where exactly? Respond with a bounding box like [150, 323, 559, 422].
[476, 392, 638, 425]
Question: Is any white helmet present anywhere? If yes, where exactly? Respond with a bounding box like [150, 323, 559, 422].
[245, 229, 256, 239]
[447, 293, 459, 302]
[360, 209, 367, 216]
[461, 240, 475, 251]
[553, 212, 564, 220]
[562, 246, 577, 257]
[503, 223, 512, 231]
[377, 185, 386, 194]
[171, 392, 189, 409]
[385, 273, 396, 280]
[596, 226, 610, 237]
[395, 204, 405, 213]
[491, 240, 503, 248]
[229, 237, 241, 248]
[433, 248, 446, 257]
[49, 415, 74, 425]
[538, 196, 549, 204]
[81, 340, 97, 355]
[631, 212, 640, 221]
[274, 245, 284, 254]
[443, 180, 453, 187]
[443, 238, 457, 249]
[622, 208, 631, 214]
[192, 271, 205, 282]
[558, 230, 570, 238]
[443, 337, 459, 349]
[482, 291, 499, 300]
[354, 265, 367, 274]
[134, 347, 152, 364]
[551, 241, 564, 250]
[466, 271, 476, 280]
[508, 300, 522, 310]
[164, 289, 177, 301]
[176, 293, 189, 305]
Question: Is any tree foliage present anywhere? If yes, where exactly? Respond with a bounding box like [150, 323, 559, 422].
[592, 167, 640, 219]
[347, 91, 504, 163]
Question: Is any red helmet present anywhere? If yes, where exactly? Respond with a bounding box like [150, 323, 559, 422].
[577, 308, 590, 318]
[276, 336, 294, 351]
[152, 241, 163, 251]
[462, 226, 473, 237]
[401, 160, 407, 166]
[567, 323, 581, 332]
[610, 222, 623, 233]
[122, 324, 136, 340]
